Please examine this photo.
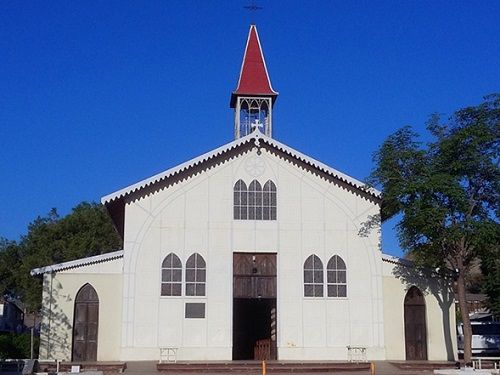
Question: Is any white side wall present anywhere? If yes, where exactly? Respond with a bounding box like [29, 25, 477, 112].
[121, 147, 384, 361]
[382, 260, 457, 361]
[38, 258, 123, 361]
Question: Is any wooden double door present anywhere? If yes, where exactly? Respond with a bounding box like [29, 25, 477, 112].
[233, 253, 277, 360]
[72, 284, 99, 361]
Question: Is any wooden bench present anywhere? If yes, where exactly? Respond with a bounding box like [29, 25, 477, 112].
[159, 347, 178, 363]
[472, 357, 500, 370]
[346, 346, 367, 363]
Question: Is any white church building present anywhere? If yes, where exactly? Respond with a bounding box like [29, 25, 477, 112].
[33, 25, 457, 363]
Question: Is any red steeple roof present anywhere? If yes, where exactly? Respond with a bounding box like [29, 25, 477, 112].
[230, 25, 278, 107]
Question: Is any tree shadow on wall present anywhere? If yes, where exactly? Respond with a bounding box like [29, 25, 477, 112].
[39, 274, 72, 361]
[358, 213, 455, 361]
[391, 263, 456, 361]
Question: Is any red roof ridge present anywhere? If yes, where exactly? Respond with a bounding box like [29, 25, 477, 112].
[231, 25, 278, 107]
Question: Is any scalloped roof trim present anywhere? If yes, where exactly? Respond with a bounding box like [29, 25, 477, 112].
[381, 253, 412, 267]
[30, 250, 124, 276]
[101, 129, 381, 205]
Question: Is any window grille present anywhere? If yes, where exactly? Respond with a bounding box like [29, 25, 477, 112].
[327, 255, 347, 297]
[263, 181, 277, 220]
[161, 253, 182, 296]
[234, 179, 248, 220]
[185, 253, 206, 296]
[304, 255, 324, 297]
[234, 179, 276, 220]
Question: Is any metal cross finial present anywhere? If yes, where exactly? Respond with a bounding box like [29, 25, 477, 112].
[244, 2, 263, 12]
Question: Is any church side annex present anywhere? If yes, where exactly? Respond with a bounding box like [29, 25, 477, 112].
[32, 24, 457, 363]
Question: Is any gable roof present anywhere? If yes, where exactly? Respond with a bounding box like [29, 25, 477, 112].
[100, 128, 380, 237]
[230, 24, 278, 107]
[102, 128, 380, 205]
[30, 250, 124, 276]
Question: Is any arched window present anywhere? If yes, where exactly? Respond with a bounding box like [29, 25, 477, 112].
[248, 180, 263, 220]
[185, 253, 206, 296]
[263, 180, 277, 220]
[304, 255, 323, 297]
[161, 253, 182, 296]
[234, 180, 248, 220]
[234, 179, 276, 221]
[327, 255, 347, 297]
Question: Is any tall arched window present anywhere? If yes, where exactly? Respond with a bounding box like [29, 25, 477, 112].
[248, 180, 262, 220]
[234, 179, 248, 220]
[304, 255, 323, 297]
[161, 253, 182, 296]
[185, 253, 206, 296]
[234, 179, 276, 221]
[263, 180, 277, 220]
[327, 255, 347, 297]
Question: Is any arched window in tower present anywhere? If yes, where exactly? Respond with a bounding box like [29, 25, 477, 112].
[161, 253, 182, 296]
[234, 179, 248, 220]
[238, 98, 271, 137]
[304, 255, 324, 297]
[185, 253, 206, 296]
[263, 180, 277, 220]
[327, 255, 347, 297]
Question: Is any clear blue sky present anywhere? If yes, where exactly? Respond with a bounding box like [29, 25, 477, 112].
[1, 1, 499, 256]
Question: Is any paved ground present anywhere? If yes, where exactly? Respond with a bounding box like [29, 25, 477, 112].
[0, 360, 458, 375]
[123, 361, 443, 375]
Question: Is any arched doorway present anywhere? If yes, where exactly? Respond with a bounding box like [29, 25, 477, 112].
[404, 286, 427, 360]
[72, 284, 99, 361]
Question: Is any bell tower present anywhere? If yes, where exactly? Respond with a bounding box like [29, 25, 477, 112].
[230, 25, 278, 139]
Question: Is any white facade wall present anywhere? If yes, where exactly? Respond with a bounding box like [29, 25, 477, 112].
[120, 147, 384, 360]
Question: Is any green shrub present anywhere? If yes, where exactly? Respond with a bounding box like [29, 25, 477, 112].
[0, 333, 39, 359]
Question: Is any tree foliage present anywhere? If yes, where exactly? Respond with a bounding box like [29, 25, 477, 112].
[369, 94, 499, 362]
[0, 202, 122, 311]
[480, 244, 500, 317]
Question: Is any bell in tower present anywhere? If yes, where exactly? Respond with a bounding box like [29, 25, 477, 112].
[230, 25, 278, 139]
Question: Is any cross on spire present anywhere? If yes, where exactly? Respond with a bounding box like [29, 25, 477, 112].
[243, 2, 263, 12]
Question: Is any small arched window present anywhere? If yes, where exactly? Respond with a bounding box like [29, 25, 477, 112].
[327, 255, 347, 297]
[161, 253, 182, 296]
[304, 255, 323, 297]
[234, 180, 248, 220]
[263, 181, 277, 220]
[185, 253, 206, 296]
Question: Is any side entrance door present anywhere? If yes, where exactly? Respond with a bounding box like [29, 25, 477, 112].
[72, 284, 99, 361]
[404, 286, 427, 360]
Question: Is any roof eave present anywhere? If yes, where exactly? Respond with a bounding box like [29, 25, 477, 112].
[101, 129, 380, 208]
[30, 250, 124, 276]
[230, 91, 279, 108]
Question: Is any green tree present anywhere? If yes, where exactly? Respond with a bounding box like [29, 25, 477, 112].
[1, 202, 122, 311]
[480, 244, 500, 317]
[369, 94, 499, 363]
[0, 238, 21, 298]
